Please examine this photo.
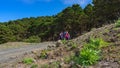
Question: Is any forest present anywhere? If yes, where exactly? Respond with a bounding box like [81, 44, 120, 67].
[0, 0, 120, 44]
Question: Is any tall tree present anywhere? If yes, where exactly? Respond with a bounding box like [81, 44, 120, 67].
[84, 4, 94, 29]
[0, 24, 14, 43]
[84, 4, 93, 16]
[93, 0, 120, 26]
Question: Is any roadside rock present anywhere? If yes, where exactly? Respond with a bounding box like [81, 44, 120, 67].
[56, 40, 63, 47]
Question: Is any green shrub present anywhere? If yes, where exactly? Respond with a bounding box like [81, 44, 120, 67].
[115, 18, 120, 27]
[71, 38, 108, 66]
[85, 38, 109, 49]
[73, 49, 100, 66]
[39, 50, 48, 59]
[71, 43, 77, 49]
[61, 39, 67, 44]
[23, 36, 41, 43]
[23, 58, 34, 64]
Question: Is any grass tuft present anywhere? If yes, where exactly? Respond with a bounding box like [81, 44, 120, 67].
[23, 58, 34, 64]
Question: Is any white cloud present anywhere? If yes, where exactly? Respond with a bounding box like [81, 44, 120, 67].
[61, 0, 87, 5]
[20, 0, 52, 4]
[19, 0, 90, 6]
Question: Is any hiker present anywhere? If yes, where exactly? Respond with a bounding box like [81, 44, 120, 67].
[63, 31, 66, 39]
[65, 31, 70, 40]
[59, 31, 64, 40]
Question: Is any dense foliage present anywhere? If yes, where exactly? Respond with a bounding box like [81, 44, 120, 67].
[93, 0, 120, 27]
[72, 38, 108, 66]
[0, 0, 120, 44]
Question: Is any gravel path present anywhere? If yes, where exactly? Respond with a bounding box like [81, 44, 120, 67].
[0, 42, 55, 63]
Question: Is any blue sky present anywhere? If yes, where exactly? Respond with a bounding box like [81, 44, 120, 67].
[0, 0, 92, 22]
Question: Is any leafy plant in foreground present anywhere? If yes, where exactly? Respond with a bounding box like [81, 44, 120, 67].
[71, 38, 108, 66]
[73, 49, 100, 66]
[84, 38, 109, 49]
[23, 58, 34, 64]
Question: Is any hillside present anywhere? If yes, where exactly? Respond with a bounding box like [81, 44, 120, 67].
[0, 23, 119, 68]
[0, 1, 120, 67]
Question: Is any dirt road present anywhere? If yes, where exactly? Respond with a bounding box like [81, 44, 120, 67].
[0, 42, 55, 63]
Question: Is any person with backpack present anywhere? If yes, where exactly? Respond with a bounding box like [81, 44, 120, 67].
[59, 31, 64, 40]
[65, 31, 70, 40]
